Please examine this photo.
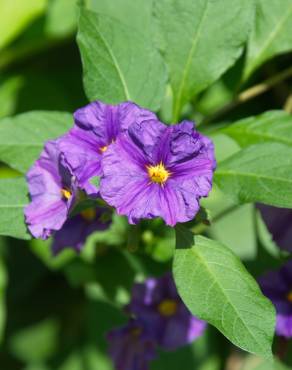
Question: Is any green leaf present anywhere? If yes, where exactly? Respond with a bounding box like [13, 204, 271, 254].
[87, 0, 153, 38]
[223, 111, 292, 148]
[215, 143, 292, 208]
[154, 0, 255, 120]
[58, 352, 83, 370]
[45, 0, 77, 37]
[0, 177, 30, 239]
[0, 76, 24, 119]
[0, 111, 72, 173]
[77, 8, 167, 111]
[174, 227, 275, 357]
[9, 318, 59, 362]
[30, 238, 76, 271]
[0, 0, 47, 50]
[244, 0, 292, 79]
[207, 201, 257, 260]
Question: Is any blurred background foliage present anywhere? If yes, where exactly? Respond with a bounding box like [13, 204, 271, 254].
[0, 0, 291, 369]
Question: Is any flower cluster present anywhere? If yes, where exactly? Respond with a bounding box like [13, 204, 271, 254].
[25, 100, 216, 252]
[257, 206, 292, 338]
[107, 273, 206, 370]
[259, 260, 292, 338]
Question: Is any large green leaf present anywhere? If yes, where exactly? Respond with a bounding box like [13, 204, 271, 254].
[244, 0, 292, 79]
[0, 0, 47, 50]
[223, 111, 292, 148]
[0, 111, 72, 173]
[0, 177, 30, 239]
[174, 227, 275, 357]
[45, 0, 77, 37]
[87, 0, 153, 38]
[77, 8, 167, 111]
[154, 0, 255, 120]
[215, 143, 292, 208]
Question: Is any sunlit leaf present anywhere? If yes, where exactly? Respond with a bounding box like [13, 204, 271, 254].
[174, 227, 275, 357]
[77, 8, 167, 111]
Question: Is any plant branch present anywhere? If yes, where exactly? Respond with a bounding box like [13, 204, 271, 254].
[284, 93, 292, 113]
[202, 66, 292, 125]
[192, 204, 239, 235]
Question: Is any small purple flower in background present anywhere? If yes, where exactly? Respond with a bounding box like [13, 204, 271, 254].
[25, 140, 77, 239]
[107, 319, 156, 370]
[258, 204, 292, 252]
[100, 119, 215, 226]
[259, 260, 292, 338]
[59, 100, 157, 194]
[127, 273, 206, 350]
[51, 205, 111, 255]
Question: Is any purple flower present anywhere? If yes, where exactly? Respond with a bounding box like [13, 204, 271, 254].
[258, 204, 292, 252]
[25, 140, 77, 239]
[259, 260, 292, 338]
[100, 119, 215, 226]
[59, 101, 156, 194]
[107, 319, 156, 370]
[52, 205, 111, 255]
[127, 273, 206, 350]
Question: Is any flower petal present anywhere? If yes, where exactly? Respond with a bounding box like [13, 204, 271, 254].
[160, 314, 206, 350]
[128, 118, 167, 162]
[52, 207, 110, 254]
[74, 100, 157, 141]
[158, 181, 200, 226]
[276, 314, 292, 338]
[107, 320, 156, 370]
[59, 127, 102, 194]
[25, 199, 67, 239]
[25, 140, 75, 239]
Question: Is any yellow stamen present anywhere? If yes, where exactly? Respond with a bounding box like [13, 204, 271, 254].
[100, 145, 108, 153]
[61, 188, 72, 200]
[157, 299, 177, 317]
[287, 291, 292, 302]
[147, 162, 170, 184]
[81, 208, 96, 222]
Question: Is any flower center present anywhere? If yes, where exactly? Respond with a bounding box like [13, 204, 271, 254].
[147, 162, 170, 184]
[80, 208, 96, 222]
[287, 291, 292, 302]
[61, 188, 72, 200]
[157, 299, 177, 317]
[99, 145, 108, 153]
[81, 208, 96, 222]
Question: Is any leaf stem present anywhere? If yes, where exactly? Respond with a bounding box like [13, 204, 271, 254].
[284, 93, 292, 113]
[192, 204, 239, 235]
[202, 66, 292, 125]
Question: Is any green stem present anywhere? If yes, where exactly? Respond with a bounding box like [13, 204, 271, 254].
[284, 93, 292, 113]
[172, 98, 181, 123]
[202, 66, 292, 125]
[192, 204, 239, 235]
